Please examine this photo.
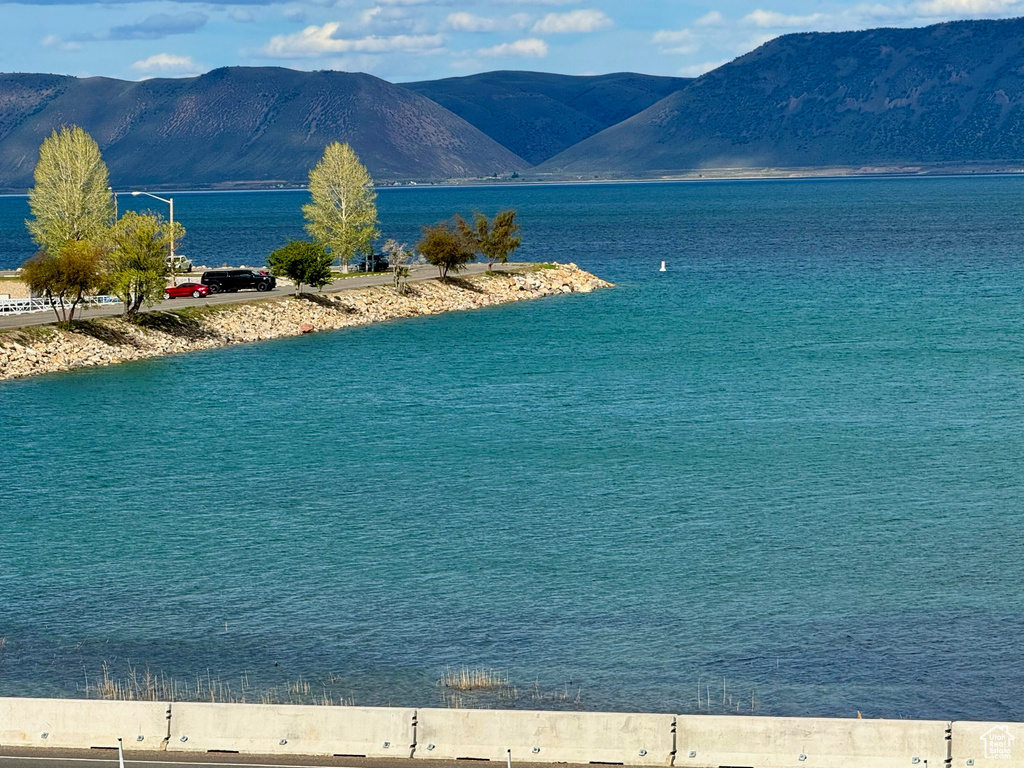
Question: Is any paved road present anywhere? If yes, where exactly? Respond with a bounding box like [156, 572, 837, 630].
[0, 751, 580, 768]
[0, 263, 517, 331]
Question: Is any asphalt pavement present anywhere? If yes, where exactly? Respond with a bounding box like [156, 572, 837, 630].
[0, 263, 514, 331]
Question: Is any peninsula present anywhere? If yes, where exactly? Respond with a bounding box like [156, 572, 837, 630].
[0, 263, 611, 381]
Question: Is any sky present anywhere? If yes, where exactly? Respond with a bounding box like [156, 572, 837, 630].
[3, 0, 1022, 84]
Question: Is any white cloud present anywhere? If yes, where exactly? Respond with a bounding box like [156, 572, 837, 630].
[476, 37, 548, 57]
[742, 9, 827, 27]
[359, 7, 383, 25]
[447, 12, 501, 31]
[355, 5, 431, 34]
[694, 11, 726, 25]
[131, 53, 201, 74]
[262, 23, 444, 58]
[41, 34, 81, 50]
[531, 9, 612, 33]
[908, 0, 1021, 14]
[446, 12, 531, 32]
[652, 28, 699, 54]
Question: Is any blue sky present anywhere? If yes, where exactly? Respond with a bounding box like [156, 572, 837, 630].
[4, 0, 1020, 83]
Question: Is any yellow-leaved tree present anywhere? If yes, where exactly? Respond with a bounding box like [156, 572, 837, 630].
[303, 142, 379, 272]
[27, 126, 115, 257]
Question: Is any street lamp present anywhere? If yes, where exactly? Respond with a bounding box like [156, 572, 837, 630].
[131, 190, 175, 270]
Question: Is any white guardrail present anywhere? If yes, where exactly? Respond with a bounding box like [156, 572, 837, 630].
[0, 295, 121, 315]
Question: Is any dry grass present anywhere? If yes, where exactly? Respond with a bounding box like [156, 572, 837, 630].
[694, 676, 757, 715]
[81, 663, 354, 706]
[439, 690, 464, 709]
[437, 667, 583, 710]
[528, 680, 581, 705]
[439, 667, 511, 692]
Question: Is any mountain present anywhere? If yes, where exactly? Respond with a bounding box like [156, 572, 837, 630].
[537, 17, 1024, 177]
[0, 67, 528, 192]
[405, 71, 690, 165]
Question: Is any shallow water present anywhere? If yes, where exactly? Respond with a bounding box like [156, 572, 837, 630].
[3, 177, 1024, 719]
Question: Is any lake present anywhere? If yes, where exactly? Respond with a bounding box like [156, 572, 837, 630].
[2, 176, 1024, 720]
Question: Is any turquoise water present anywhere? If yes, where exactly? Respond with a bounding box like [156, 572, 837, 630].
[3, 177, 1024, 719]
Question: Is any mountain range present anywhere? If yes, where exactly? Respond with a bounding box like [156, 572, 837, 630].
[538, 17, 1024, 177]
[405, 71, 689, 165]
[2, 16, 1024, 190]
[0, 67, 529, 190]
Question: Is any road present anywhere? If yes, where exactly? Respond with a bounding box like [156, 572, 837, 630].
[0, 750, 580, 768]
[0, 263, 513, 331]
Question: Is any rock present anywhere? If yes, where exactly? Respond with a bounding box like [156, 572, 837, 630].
[0, 266, 611, 381]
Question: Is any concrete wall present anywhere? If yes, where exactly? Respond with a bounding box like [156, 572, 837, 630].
[0, 697, 169, 749]
[675, 715, 949, 768]
[167, 702, 415, 758]
[415, 708, 675, 765]
[951, 721, 1022, 767]
[1, 695, 1014, 767]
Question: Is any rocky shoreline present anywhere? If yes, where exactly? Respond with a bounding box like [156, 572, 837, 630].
[0, 264, 611, 382]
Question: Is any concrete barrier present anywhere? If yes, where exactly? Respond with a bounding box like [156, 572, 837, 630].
[951, 721, 1023, 767]
[675, 715, 950, 768]
[415, 708, 675, 764]
[167, 702, 415, 757]
[0, 697, 170, 749]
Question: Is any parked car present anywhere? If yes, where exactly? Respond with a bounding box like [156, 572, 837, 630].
[200, 269, 276, 293]
[166, 255, 193, 273]
[164, 282, 209, 300]
[355, 255, 390, 273]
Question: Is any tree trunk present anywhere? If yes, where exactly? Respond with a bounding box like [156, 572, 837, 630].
[68, 293, 81, 323]
[47, 290, 61, 324]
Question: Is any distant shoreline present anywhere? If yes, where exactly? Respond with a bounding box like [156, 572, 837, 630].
[3, 163, 1021, 197]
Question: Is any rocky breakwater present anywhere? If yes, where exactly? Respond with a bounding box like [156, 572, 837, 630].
[0, 264, 611, 381]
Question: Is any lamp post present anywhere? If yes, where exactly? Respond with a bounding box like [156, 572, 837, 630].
[131, 190, 175, 280]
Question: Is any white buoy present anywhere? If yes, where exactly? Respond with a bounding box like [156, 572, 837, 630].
[660, 260, 667, 272]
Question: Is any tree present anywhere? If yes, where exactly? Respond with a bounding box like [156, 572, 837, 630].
[303, 142, 379, 272]
[417, 221, 476, 279]
[457, 210, 522, 270]
[267, 240, 334, 294]
[21, 240, 104, 325]
[26, 126, 115, 257]
[107, 211, 184, 319]
[383, 238, 412, 294]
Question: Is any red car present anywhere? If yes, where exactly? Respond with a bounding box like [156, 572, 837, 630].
[164, 282, 210, 300]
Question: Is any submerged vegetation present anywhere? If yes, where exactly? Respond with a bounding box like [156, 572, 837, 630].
[69, 661, 586, 710]
[440, 667, 511, 692]
[438, 667, 583, 709]
[81, 663, 355, 706]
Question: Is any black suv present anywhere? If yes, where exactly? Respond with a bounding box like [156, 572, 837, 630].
[355, 255, 390, 273]
[201, 269, 276, 293]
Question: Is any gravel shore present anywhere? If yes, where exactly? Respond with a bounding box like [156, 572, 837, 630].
[0, 264, 611, 381]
